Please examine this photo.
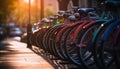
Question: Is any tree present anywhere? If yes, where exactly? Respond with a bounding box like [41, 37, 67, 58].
[44, 7, 57, 17]
[0, 0, 17, 23]
[12, 0, 57, 27]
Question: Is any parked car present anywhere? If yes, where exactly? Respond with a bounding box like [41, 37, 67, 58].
[0, 27, 7, 40]
[9, 27, 23, 37]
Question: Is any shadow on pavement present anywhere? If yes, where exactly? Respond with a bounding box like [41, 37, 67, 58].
[0, 42, 10, 50]
[0, 41, 15, 69]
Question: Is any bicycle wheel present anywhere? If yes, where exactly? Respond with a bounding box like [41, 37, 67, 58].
[111, 27, 120, 69]
[54, 24, 72, 60]
[60, 23, 83, 59]
[99, 20, 120, 69]
[36, 28, 47, 49]
[43, 26, 55, 52]
[91, 20, 117, 69]
[77, 20, 111, 69]
[65, 21, 92, 66]
[47, 24, 63, 56]
[77, 23, 103, 69]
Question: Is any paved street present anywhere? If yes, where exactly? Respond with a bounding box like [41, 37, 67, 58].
[0, 37, 54, 69]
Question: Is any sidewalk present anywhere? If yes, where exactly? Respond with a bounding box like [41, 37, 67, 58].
[0, 37, 54, 69]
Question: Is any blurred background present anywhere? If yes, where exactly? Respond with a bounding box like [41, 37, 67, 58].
[0, 0, 100, 40]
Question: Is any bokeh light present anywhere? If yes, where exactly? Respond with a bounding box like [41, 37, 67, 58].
[24, 0, 34, 4]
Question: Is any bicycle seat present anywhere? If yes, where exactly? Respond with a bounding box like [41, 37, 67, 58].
[41, 18, 51, 23]
[68, 15, 76, 21]
[78, 8, 95, 13]
[74, 13, 80, 18]
[58, 10, 65, 15]
[49, 15, 58, 20]
[54, 14, 63, 19]
[63, 13, 72, 18]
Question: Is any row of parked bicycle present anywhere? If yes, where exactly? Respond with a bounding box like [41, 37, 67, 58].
[21, 1, 120, 69]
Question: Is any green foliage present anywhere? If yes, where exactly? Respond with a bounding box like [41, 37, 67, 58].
[13, 4, 57, 27]
[44, 7, 57, 18]
[0, 0, 17, 23]
[12, 3, 41, 27]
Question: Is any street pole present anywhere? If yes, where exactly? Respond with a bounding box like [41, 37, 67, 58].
[27, 0, 32, 48]
[40, 0, 44, 20]
[35, 0, 38, 23]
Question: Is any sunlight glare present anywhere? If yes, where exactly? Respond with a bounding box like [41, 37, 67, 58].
[24, 0, 34, 4]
